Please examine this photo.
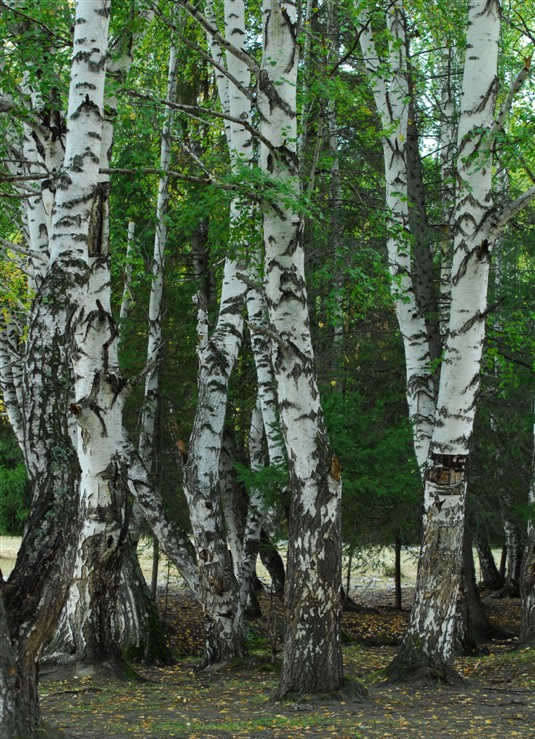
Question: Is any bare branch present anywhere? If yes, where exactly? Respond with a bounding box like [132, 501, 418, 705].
[0, 173, 49, 183]
[151, 0, 259, 75]
[125, 89, 273, 151]
[0, 1, 71, 45]
[101, 166, 241, 193]
[492, 185, 535, 235]
[0, 237, 46, 261]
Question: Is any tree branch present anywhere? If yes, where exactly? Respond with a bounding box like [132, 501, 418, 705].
[179, 33, 256, 109]
[101, 166, 240, 192]
[491, 185, 535, 235]
[491, 51, 533, 142]
[0, 1, 71, 45]
[151, 0, 259, 75]
[125, 89, 272, 151]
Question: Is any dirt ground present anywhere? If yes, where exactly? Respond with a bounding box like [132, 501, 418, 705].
[40, 588, 535, 738]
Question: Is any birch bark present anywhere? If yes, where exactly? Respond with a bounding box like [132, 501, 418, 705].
[259, 0, 346, 697]
[47, 27, 165, 668]
[359, 2, 435, 472]
[219, 0, 287, 625]
[521, 403, 535, 643]
[178, 0, 269, 662]
[388, 0, 500, 680]
[0, 2, 111, 732]
[138, 35, 178, 469]
[183, 253, 247, 662]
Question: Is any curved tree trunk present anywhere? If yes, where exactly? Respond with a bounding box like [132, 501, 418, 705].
[476, 530, 504, 590]
[183, 255, 248, 663]
[359, 3, 436, 473]
[455, 528, 497, 655]
[0, 1, 110, 720]
[1, 257, 81, 732]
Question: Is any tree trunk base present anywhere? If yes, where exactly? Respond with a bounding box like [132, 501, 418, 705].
[40, 654, 146, 683]
[386, 650, 461, 684]
[341, 593, 376, 613]
[489, 582, 520, 599]
[245, 590, 262, 619]
[480, 575, 504, 591]
[197, 633, 248, 671]
[273, 676, 367, 703]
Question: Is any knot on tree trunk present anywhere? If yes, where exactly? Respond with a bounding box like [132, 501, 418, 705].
[427, 453, 466, 487]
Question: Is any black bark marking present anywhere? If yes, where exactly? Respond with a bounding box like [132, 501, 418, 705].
[88, 184, 107, 257]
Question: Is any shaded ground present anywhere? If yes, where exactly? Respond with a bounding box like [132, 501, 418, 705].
[41, 588, 535, 738]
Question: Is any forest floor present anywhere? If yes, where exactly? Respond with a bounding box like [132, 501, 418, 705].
[40, 586, 535, 738]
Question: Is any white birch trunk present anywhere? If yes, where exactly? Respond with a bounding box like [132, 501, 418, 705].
[259, 0, 345, 697]
[521, 403, 535, 643]
[184, 254, 247, 662]
[178, 0, 265, 662]
[138, 37, 178, 467]
[205, 0, 287, 635]
[218, 428, 245, 577]
[221, 0, 285, 597]
[244, 281, 286, 553]
[0, 2, 112, 732]
[44, 0, 127, 666]
[438, 46, 458, 341]
[237, 398, 268, 612]
[46, 26, 168, 665]
[389, 0, 500, 680]
[359, 3, 435, 472]
[119, 220, 136, 341]
[0, 314, 25, 453]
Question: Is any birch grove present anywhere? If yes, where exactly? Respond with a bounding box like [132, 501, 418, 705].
[2, 3, 535, 733]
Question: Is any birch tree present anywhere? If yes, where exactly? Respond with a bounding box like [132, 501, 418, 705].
[521, 404, 535, 643]
[176, 0, 253, 664]
[259, 0, 346, 696]
[43, 15, 166, 668]
[388, 0, 501, 679]
[0, 2, 112, 732]
[359, 1, 436, 473]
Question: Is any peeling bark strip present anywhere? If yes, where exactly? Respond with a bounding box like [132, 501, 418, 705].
[389, 0, 500, 680]
[259, 0, 344, 697]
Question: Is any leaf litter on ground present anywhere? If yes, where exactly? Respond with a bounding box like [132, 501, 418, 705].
[40, 587, 535, 737]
